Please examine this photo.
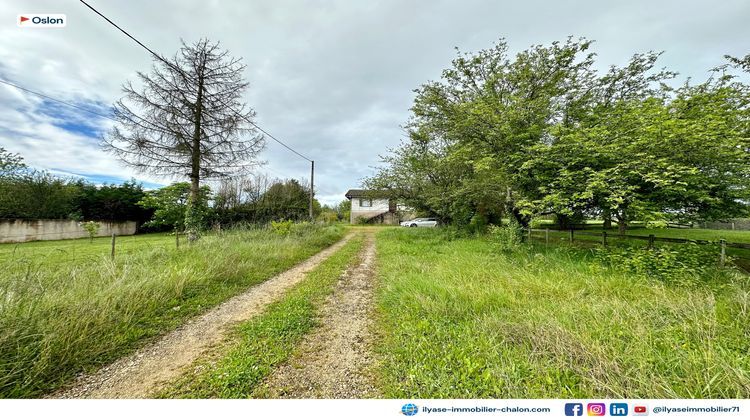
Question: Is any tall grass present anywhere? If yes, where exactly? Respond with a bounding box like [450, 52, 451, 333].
[374, 228, 750, 398]
[0, 224, 344, 398]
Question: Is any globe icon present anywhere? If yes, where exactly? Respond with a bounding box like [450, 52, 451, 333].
[402, 403, 419, 416]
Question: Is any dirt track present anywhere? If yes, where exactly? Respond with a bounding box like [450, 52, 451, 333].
[49, 233, 354, 399]
[254, 231, 379, 398]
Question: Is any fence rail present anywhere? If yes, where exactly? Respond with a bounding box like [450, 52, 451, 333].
[527, 228, 750, 269]
[536, 220, 750, 231]
[528, 228, 749, 248]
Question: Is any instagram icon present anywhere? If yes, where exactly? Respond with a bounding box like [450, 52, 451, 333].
[587, 403, 606, 416]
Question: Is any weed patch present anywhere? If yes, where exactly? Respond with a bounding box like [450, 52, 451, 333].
[374, 229, 750, 398]
[0, 225, 344, 397]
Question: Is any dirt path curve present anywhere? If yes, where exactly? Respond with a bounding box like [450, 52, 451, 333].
[49, 233, 355, 399]
[255, 231, 379, 398]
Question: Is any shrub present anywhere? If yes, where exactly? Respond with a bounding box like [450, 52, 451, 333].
[592, 243, 723, 284]
[270, 219, 294, 235]
[488, 219, 524, 252]
[354, 216, 370, 225]
[78, 221, 101, 243]
[468, 213, 488, 234]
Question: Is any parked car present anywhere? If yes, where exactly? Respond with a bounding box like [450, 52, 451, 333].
[400, 217, 439, 228]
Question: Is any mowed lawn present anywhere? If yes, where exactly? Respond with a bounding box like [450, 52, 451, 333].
[621, 227, 750, 243]
[374, 228, 750, 398]
[0, 225, 344, 398]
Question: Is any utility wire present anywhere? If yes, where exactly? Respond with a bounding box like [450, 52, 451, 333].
[78, 0, 313, 162]
[0, 78, 117, 122]
[244, 122, 311, 162]
[79, 0, 166, 64]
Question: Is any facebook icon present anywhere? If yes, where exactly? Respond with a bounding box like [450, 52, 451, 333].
[564, 403, 583, 416]
[610, 403, 629, 416]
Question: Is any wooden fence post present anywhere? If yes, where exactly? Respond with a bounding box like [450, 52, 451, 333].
[110, 233, 116, 259]
[648, 234, 655, 250]
[602, 231, 608, 247]
[545, 228, 549, 247]
[569, 229, 574, 243]
[720, 239, 726, 267]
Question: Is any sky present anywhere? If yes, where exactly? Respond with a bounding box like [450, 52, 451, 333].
[1, 0, 749, 205]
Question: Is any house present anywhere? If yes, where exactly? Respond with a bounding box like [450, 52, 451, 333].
[344, 189, 401, 224]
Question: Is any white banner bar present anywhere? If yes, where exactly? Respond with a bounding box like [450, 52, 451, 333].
[0, 399, 746, 420]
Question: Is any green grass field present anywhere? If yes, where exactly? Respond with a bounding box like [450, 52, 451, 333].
[0, 232, 177, 264]
[374, 228, 750, 398]
[530, 227, 750, 263]
[0, 225, 345, 398]
[531, 226, 750, 243]
[158, 234, 365, 398]
[620, 228, 750, 243]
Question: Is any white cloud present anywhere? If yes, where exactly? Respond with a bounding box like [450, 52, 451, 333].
[1, 0, 749, 204]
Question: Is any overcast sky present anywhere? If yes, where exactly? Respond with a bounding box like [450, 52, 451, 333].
[1, 0, 748, 205]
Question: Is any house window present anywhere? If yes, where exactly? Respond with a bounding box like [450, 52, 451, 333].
[359, 198, 372, 207]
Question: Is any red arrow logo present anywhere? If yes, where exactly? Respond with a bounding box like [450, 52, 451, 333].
[20, 16, 29, 23]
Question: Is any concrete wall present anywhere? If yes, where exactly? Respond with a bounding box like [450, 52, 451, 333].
[0, 219, 137, 243]
[699, 219, 750, 231]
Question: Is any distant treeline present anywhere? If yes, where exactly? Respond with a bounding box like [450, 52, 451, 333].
[0, 148, 348, 231]
[0, 169, 152, 224]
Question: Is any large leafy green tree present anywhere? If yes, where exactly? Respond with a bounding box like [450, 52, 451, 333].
[368, 38, 599, 226]
[256, 179, 319, 221]
[367, 39, 750, 231]
[138, 182, 212, 231]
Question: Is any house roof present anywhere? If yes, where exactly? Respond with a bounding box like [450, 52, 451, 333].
[345, 189, 387, 199]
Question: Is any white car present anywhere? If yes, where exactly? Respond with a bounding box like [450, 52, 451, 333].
[400, 217, 439, 228]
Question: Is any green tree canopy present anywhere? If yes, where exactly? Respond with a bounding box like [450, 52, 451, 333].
[366, 38, 750, 231]
[138, 182, 212, 231]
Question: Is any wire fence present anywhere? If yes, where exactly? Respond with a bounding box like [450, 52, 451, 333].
[0, 232, 183, 268]
[527, 228, 750, 270]
[536, 220, 750, 231]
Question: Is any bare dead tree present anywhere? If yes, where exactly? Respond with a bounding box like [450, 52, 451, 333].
[103, 38, 264, 240]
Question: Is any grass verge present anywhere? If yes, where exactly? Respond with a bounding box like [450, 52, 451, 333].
[374, 228, 750, 398]
[0, 224, 344, 398]
[156, 234, 365, 398]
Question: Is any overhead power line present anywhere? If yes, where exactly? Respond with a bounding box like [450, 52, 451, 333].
[245, 122, 311, 162]
[0, 78, 117, 123]
[78, 0, 165, 63]
[78, 0, 312, 163]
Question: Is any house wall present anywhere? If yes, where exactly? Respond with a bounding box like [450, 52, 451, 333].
[0, 219, 137, 243]
[350, 197, 390, 224]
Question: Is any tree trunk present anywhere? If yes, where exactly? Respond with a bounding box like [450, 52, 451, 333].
[616, 208, 628, 234]
[186, 68, 205, 242]
[511, 207, 528, 228]
[617, 221, 626, 234]
[603, 208, 612, 229]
